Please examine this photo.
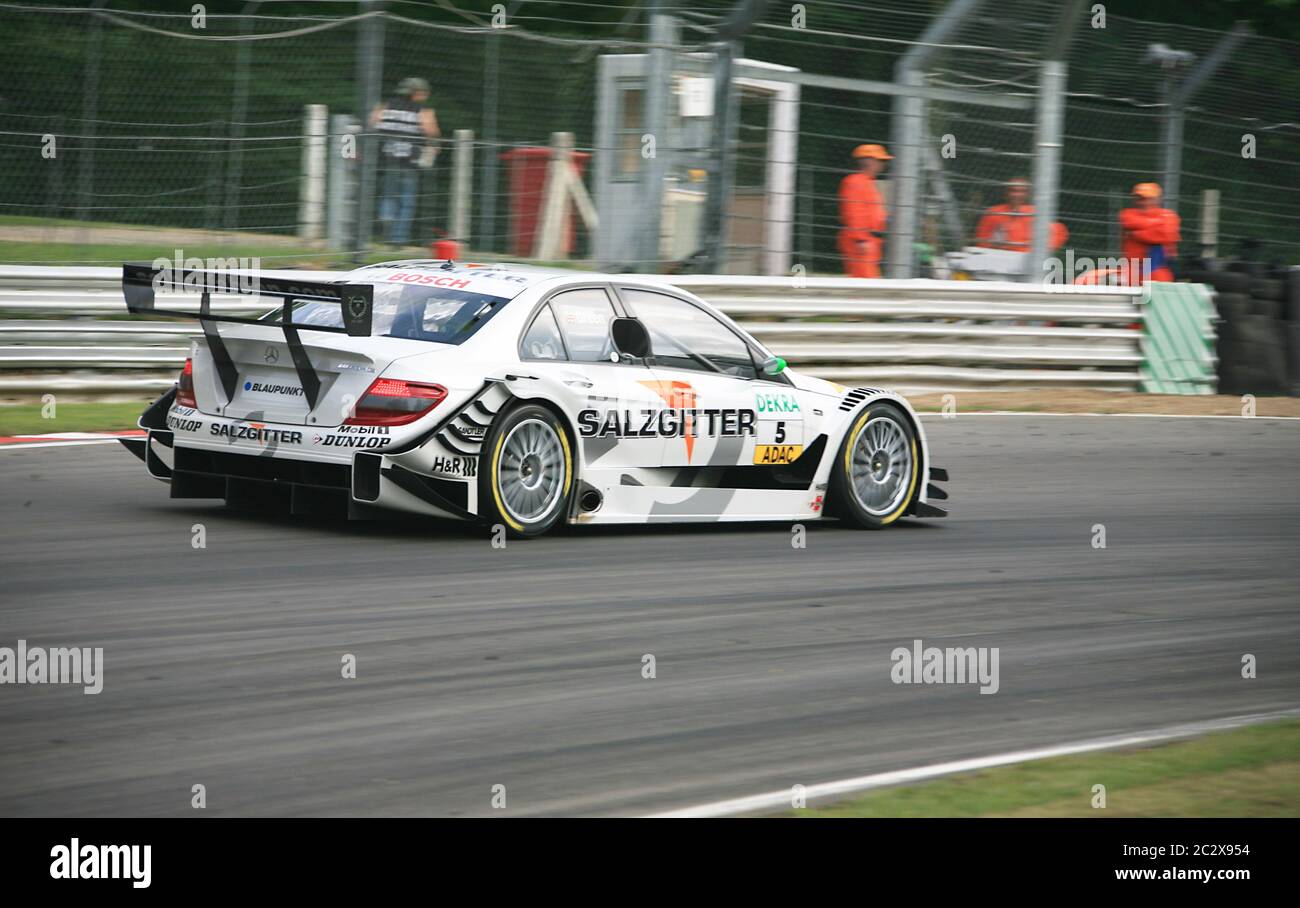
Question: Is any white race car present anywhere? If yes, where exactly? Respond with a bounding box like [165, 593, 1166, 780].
[120, 260, 948, 537]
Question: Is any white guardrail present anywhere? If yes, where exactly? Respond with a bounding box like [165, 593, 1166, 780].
[0, 267, 1145, 394]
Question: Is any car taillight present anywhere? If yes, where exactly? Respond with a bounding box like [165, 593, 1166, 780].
[345, 378, 447, 426]
[175, 358, 196, 408]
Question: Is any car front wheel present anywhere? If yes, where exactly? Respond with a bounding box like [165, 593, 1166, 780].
[830, 403, 919, 529]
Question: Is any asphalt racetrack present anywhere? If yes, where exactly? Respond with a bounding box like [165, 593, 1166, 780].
[1, 414, 1298, 816]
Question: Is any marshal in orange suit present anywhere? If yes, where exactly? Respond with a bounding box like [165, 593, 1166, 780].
[974, 177, 1068, 252]
[838, 143, 891, 278]
[1119, 182, 1180, 283]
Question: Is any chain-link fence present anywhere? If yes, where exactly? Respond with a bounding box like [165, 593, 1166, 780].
[1, 1, 1296, 274]
[1063, 15, 1300, 266]
[727, 0, 1057, 274]
[0, 3, 631, 264]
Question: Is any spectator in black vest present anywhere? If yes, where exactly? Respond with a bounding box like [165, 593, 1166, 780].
[370, 78, 440, 246]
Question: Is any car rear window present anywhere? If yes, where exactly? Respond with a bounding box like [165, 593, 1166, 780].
[266, 282, 509, 345]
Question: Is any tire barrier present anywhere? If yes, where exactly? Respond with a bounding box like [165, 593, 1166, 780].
[1190, 263, 1299, 397]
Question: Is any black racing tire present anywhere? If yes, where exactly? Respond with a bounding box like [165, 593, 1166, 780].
[830, 402, 920, 530]
[1215, 292, 1249, 330]
[1206, 271, 1251, 295]
[1286, 271, 1300, 322]
[478, 403, 574, 538]
[1251, 278, 1284, 302]
[1249, 297, 1282, 320]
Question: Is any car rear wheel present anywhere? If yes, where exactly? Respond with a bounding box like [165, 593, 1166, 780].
[480, 404, 573, 538]
[830, 403, 919, 529]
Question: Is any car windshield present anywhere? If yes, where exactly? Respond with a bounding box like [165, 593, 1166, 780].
[265, 282, 510, 344]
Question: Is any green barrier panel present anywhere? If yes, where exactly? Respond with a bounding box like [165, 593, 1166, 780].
[1140, 283, 1218, 395]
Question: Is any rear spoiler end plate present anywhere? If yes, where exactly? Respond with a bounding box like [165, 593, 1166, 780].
[121, 263, 374, 409]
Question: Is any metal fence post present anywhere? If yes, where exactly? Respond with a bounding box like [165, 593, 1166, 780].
[481, 2, 526, 252]
[1029, 60, 1066, 283]
[354, 1, 386, 261]
[327, 115, 358, 252]
[298, 105, 328, 242]
[451, 129, 474, 247]
[639, 13, 677, 271]
[700, 0, 770, 274]
[1162, 22, 1251, 214]
[1200, 188, 1220, 260]
[1160, 118, 1187, 213]
[1028, 0, 1083, 283]
[224, 1, 263, 230]
[887, 70, 924, 279]
[76, 0, 110, 223]
[887, 0, 987, 279]
[482, 32, 500, 252]
[700, 39, 738, 273]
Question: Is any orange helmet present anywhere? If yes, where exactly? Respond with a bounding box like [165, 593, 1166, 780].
[852, 143, 893, 161]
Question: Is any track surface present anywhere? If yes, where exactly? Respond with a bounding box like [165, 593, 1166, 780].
[1, 415, 1298, 817]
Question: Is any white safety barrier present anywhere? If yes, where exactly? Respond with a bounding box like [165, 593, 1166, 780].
[660, 276, 1144, 390]
[0, 268, 1145, 393]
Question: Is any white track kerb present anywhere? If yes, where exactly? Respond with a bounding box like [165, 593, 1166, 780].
[646, 708, 1300, 818]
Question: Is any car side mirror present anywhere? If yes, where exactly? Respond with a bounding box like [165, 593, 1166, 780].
[611, 317, 651, 359]
[761, 355, 787, 376]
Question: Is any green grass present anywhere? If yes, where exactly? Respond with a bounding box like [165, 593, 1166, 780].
[790, 720, 1300, 818]
[913, 404, 1046, 414]
[0, 401, 149, 436]
[0, 214, 601, 270]
[0, 214, 170, 230]
[0, 240, 377, 268]
[0, 214, 329, 265]
[0, 240, 592, 270]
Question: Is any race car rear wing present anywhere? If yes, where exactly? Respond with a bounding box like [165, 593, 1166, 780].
[121, 262, 375, 409]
